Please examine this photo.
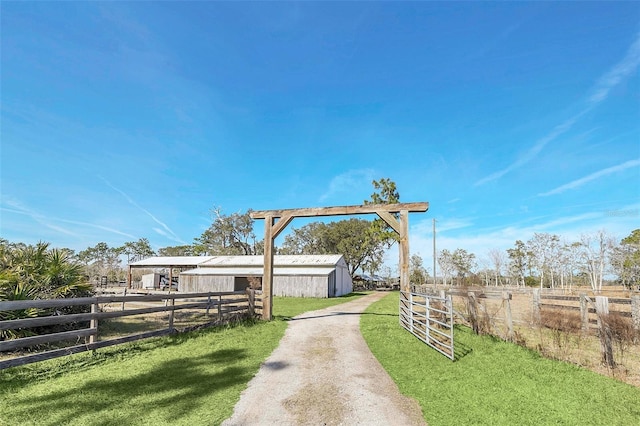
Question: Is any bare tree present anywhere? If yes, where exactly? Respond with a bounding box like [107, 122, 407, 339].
[579, 230, 615, 293]
[487, 249, 506, 287]
[527, 233, 560, 288]
[437, 249, 454, 286]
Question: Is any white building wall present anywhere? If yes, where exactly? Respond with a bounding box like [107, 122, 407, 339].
[179, 275, 233, 293]
[142, 273, 161, 289]
[274, 276, 328, 298]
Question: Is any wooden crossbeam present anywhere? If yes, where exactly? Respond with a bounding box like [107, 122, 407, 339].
[250, 202, 428, 219]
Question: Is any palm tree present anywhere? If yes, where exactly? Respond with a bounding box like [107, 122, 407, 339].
[0, 241, 93, 339]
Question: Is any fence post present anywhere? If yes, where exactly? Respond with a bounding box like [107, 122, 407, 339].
[247, 288, 255, 318]
[168, 297, 175, 330]
[121, 288, 127, 311]
[89, 302, 98, 344]
[503, 291, 513, 341]
[631, 296, 640, 337]
[595, 296, 615, 368]
[218, 294, 222, 321]
[468, 292, 479, 334]
[580, 293, 588, 334]
[532, 288, 540, 324]
[206, 294, 212, 316]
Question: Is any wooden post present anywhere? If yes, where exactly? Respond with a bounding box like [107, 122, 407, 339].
[468, 292, 479, 334]
[503, 291, 513, 341]
[595, 296, 615, 368]
[89, 302, 98, 344]
[631, 295, 640, 336]
[168, 297, 175, 330]
[121, 288, 127, 311]
[247, 288, 255, 318]
[262, 214, 274, 321]
[218, 294, 222, 320]
[127, 265, 132, 289]
[532, 288, 540, 324]
[580, 293, 588, 334]
[399, 210, 410, 293]
[206, 294, 212, 316]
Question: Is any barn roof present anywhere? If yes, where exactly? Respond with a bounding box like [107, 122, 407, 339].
[129, 255, 346, 269]
[129, 256, 214, 267]
[198, 254, 344, 267]
[180, 266, 336, 276]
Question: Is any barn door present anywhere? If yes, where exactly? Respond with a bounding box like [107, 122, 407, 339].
[328, 271, 336, 297]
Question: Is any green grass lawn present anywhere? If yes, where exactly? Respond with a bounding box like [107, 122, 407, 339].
[360, 292, 640, 426]
[0, 293, 365, 426]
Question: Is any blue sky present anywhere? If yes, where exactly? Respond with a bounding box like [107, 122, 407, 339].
[1, 2, 639, 271]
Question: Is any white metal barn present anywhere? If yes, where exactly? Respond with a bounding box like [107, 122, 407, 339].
[179, 255, 353, 298]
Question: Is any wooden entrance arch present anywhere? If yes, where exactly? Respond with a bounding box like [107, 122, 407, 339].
[250, 202, 429, 320]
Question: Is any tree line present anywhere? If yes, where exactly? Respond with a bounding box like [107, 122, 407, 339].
[436, 229, 640, 291]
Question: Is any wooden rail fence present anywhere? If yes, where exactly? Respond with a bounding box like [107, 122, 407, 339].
[533, 290, 640, 333]
[0, 289, 262, 369]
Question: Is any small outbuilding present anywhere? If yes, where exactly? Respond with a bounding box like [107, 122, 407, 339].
[179, 254, 352, 298]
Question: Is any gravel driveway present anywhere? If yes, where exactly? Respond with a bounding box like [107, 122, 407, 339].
[222, 292, 426, 425]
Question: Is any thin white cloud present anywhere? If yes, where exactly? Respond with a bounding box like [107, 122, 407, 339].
[539, 159, 640, 196]
[1, 200, 78, 237]
[100, 177, 186, 244]
[153, 227, 170, 238]
[475, 115, 583, 186]
[1, 203, 138, 240]
[319, 169, 375, 202]
[588, 34, 640, 105]
[415, 217, 474, 235]
[475, 32, 640, 187]
[57, 218, 138, 239]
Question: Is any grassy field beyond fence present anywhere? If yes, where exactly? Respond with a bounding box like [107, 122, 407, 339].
[360, 292, 640, 426]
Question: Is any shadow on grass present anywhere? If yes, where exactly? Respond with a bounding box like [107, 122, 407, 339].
[7, 348, 252, 425]
[1, 319, 263, 386]
[452, 325, 474, 361]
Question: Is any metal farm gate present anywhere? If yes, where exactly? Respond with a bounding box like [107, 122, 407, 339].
[399, 290, 454, 360]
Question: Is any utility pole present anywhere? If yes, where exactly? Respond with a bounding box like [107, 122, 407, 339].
[433, 218, 437, 288]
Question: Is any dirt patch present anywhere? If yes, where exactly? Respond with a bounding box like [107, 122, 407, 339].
[222, 293, 426, 425]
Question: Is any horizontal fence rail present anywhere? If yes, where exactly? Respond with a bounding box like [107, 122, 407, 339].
[400, 290, 454, 360]
[0, 289, 262, 369]
[533, 290, 639, 333]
